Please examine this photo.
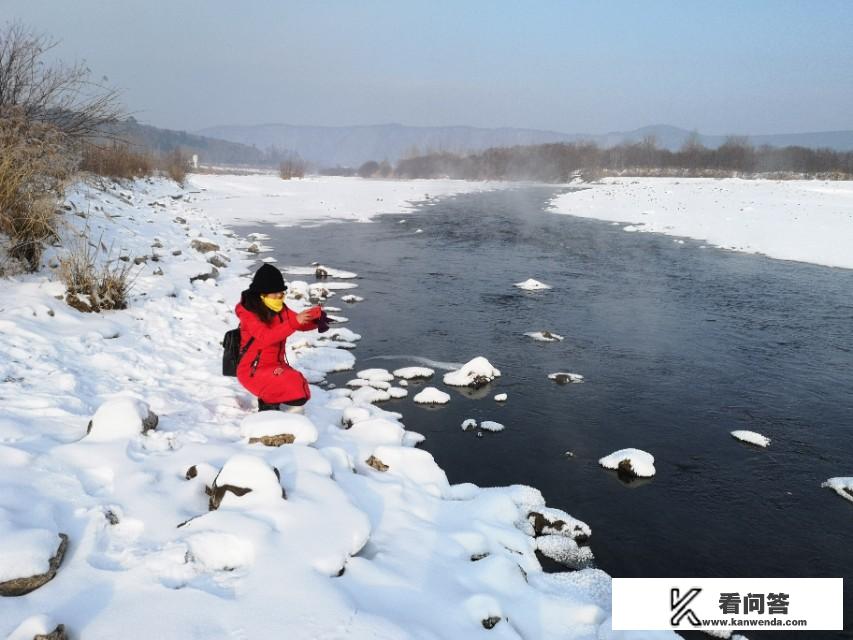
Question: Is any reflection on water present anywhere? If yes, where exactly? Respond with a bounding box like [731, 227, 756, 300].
[238, 186, 853, 637]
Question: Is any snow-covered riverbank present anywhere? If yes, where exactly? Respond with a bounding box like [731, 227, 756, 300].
[0, 175, 669, 639]
[549, 178, 853, 270]
[190, 173, 501, 226]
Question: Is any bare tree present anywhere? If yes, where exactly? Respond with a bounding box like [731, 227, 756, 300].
[0, 22, 123, 142]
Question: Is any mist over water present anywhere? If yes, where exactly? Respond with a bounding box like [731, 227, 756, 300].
[239, 187, 853, 638]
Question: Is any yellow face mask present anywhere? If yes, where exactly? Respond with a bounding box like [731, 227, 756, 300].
[261, 295, 284, 313]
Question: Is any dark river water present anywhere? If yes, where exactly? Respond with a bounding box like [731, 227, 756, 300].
[238, 186, 852, 638]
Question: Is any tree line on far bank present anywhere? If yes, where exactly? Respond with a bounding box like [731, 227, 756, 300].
[357, 136, 853, 182]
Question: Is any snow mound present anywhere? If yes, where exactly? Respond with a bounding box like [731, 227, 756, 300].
[0, 522, 62, 583]
[443, 357, 501, 387]
[525, 331, 564, 342]
[350, 385, 392, 404]
[514, 278, 551, 291]
[341, 294, 364, 303]
[372, 446, 450, 497]
[461, 419, 477, 431]
[348, 418, 405, 447]
[548, 372, 585, 384]
[357, 368, 395, 382]
[821, 477, 853, 503]
[184, 531, 255, 571]
[387, 387, 408, 399]
[494, 393, 507, 402]
[731, 430, 770, 448]
[392, 366, 435, 380]
[240, 412, 319, 445]
[480, 421, 505, 432]
[86, 397, 157, 441]
[413, 387, 451, 405]
[341, 406, 372, 428]
[598, 448, 656, 477]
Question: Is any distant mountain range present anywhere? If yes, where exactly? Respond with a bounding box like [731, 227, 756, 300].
[195, 122, 853, 168]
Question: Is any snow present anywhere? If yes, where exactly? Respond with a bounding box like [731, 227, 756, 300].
[730, 429, 771, 448]
[412, 386, 451, 404]
[598, 449, 657, 477]
[392, 365, 435, 379]
[0, 174, 675, 639]
[515, 278, 552, 290]
[525, 330, 564, 342]
[479, 420, 505, 432]
[821, 477, 853, 503]
[461, 419, 478, 431]
[549, 178, 853, 270]
[443, 356, 501, 387]
[494, 393, 508, 402]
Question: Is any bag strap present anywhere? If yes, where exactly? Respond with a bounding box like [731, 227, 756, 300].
[238, 336, 255, 360]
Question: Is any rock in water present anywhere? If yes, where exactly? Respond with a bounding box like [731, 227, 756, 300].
[443, 357, 501, 388]
[598, 448, 656, 478]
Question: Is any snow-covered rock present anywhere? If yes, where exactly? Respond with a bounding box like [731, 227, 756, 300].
[494, 393, 507, 402]
[461, 419, 477, 431]
[209, 454, 285, 510]
[86, 397, 158, 441]
[514, 278, 551, 291]
[443, 357, 501, 387]
[356, 368, 394, 382]
[821, 477, 853, 503]
[480, 421, 505, 432]
[525, 331, 564, 342]
[731, 430, 771, 448]
[240, 412, 319, 445]
[598, 449, 656, 478]
[413, 387, 451, 404]
[392, 366, 435, 380]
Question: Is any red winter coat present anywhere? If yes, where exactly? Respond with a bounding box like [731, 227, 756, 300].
[234, 303, 321, 404]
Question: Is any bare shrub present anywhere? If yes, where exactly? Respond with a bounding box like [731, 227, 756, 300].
[279, 157, 305, 180]
[0, 22, 123, 272]
[80, 143, 153, 180]
[0, 22, 122, 142]
[59, 230, 137, 312]
[0, 114, 75, 270]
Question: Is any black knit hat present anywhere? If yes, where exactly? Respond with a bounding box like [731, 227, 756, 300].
[249, 263, 286, 294]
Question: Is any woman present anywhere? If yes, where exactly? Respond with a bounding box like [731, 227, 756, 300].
[235, 263, 325, 412]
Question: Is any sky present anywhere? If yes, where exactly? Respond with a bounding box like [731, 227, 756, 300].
[3, 0, 853, 135]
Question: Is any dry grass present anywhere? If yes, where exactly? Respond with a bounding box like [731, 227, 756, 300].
[0, 114, 74, 271]
[59, 230, 137, 312]
[80, 143, 154, 180]
[162, 149, 188, 186]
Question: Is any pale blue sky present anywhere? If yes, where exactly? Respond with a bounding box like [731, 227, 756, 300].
[4, 0, 852, 134]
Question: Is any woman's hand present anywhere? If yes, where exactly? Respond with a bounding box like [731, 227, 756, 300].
[296, 309, 313, 325]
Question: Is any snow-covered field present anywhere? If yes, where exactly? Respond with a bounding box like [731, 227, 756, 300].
[549, 178, 853, 270]
[0, 175, 674, 639]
